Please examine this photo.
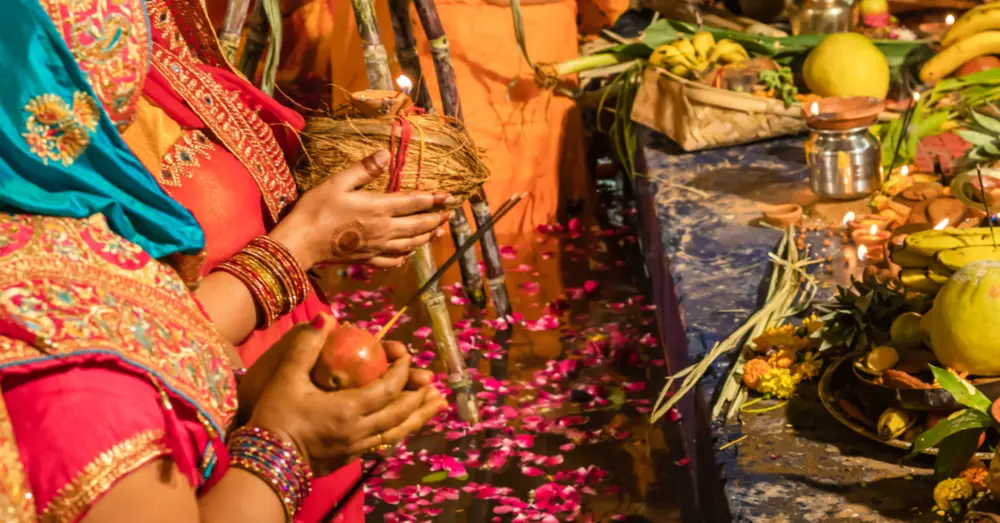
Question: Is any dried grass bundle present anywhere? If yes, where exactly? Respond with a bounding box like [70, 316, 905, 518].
[295, 113, 489, 206]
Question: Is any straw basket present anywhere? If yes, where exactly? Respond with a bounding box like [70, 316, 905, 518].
[295, 114, 489, 207]
[630, 66, 807, 152]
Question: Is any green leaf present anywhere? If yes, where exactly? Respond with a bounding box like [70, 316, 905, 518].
[421, 470, 449, 483]
[935, 429, 983, 481]
[971, 109, 1000, 134]
[908, 409, 993, 458]
[957, 129, 997, 147]
[930, 365, 993, 413]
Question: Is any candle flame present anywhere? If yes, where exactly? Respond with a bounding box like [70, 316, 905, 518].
[810, 102, 819, 116]
[858, 244, 868, 261]
[396, 75, 413, 94]
[900, 165, 909, 177]
[842, 211, 855, 226]
[869, 224, 878, 236]
[946, 14, 955, 25]
[934, 218, 950, 230]
[913, 91, 921, 102]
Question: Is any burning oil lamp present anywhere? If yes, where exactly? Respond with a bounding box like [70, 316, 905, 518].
[803, 97, 884, 201]
[852, 223, 891, 248]
[858, 243, 885, 264]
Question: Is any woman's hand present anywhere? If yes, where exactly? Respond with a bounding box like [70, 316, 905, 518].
[271, 150, 454, 270]
[249, 315, 448, 476]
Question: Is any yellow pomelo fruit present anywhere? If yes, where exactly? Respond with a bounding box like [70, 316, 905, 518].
[803, 33, 890, 98]
[922, 260, 1000, 375]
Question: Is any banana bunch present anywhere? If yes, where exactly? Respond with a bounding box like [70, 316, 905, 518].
[921, 4, 1000, 83]
[648, 32, 749, 79]
[891, 227, 1000, 295]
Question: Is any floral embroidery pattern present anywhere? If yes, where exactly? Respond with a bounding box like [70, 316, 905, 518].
[0, 213, 237, 431]
[22, 92, 100, 167]
[159, 130, 214, 188]
[39, 0, 149, 129]
[146, 0, 228, 68]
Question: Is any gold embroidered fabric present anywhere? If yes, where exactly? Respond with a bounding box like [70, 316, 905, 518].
[150, 46, 298, 221]
[21, 92, 100, 167]
[120, 97, 185, 178]
[40, 430, 168, 523]
[0, 213, 238, 431]
[37, 0, 150, 129]
[160, 130, 214, 188]
[0, 390, 35, 523]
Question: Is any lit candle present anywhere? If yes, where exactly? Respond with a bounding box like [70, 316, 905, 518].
[842, 211, 856, 227]
[857, 242, 886, 264]
[395, 74, 413, 96]
[810, 101, 820, 116]
[900, 165, 909, 177]
[945, 14, 955, 26]
[934, 218, 950, 230]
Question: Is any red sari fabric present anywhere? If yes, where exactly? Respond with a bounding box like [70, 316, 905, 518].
[136, 3, 363, 521]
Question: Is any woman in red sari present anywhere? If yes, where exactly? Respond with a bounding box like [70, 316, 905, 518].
[117, 1, 453, 522]
[0, 0, 449, 522]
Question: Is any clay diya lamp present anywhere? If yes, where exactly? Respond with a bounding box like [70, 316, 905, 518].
[349, 89, 414, 117]
[762, 203, 803, 228]
[848, 213, 893, 233]
[802, 97, 886, 132]
[857, 243, 886, 264]
[852, 224, 891, 248]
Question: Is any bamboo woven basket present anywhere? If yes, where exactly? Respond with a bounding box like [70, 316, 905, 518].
[295, 113, 489, 207]
[630, 66, 807, 152]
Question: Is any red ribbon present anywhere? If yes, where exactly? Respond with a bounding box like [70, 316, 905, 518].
[387, 107, 425, 193]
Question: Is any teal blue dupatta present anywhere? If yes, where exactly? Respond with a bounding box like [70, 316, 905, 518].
[0, 0, 204, 259]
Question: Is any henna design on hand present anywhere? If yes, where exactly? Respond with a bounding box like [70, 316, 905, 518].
[330, 221, 368, 258]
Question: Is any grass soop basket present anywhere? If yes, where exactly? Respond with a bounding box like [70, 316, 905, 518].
[295, 113, 489, 206]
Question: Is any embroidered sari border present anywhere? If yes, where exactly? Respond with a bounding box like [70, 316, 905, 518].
[40, 429, 167, 523]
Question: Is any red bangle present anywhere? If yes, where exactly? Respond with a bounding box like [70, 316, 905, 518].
[213, 236, 310, 328]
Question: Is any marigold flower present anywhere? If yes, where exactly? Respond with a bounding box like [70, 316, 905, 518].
[742, 358, 772, 390]
[767, 347, 798, 369]
[933, 477, 973, 512]
[757, 368, 800, 399]
[960, 459, 989, 492]
[792, 352, 822, 380]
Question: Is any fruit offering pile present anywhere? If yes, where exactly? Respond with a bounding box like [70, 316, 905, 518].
[922, 4, 1000, 84]
[647, 32, 750, 79]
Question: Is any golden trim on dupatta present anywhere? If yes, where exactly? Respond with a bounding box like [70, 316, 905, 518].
[143, 0, 299, 223]
[40, 430, 168, 523]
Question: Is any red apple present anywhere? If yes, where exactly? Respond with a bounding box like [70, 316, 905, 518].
[956, 56, 1000, 77]
[311, 325, 389, 390]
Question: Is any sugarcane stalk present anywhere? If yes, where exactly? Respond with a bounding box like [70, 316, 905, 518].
[410, 0, 514, 317]
[388, 0, 487, 308]
[388, 0, 435, 111]
[238, 0, 269, 82]
[351, 0, 393, 91]
[351, 0, 479, 423]
[219, 0, 253, 63]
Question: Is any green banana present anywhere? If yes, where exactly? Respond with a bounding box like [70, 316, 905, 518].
[904, 228, 998, 256]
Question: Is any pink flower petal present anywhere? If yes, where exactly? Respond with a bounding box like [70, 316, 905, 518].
[520, 466, 545, 477]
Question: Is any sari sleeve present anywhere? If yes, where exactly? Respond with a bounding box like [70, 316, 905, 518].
[1, 364, 199, 523]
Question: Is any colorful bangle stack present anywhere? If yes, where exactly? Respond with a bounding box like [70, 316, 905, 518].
[228, 426, 313, 521]
[215, 236, 311, 328]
